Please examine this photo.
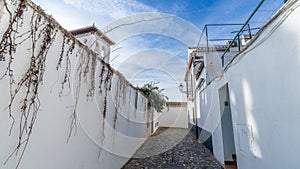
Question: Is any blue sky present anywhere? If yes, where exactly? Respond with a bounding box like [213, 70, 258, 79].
[32, 0, 285, 101]
[32, 0, 284, 30]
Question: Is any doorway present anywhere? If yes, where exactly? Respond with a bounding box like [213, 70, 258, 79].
[219, 84, 237, 168]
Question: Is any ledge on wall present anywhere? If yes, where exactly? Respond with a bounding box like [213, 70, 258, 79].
[166, 102, 187, 107]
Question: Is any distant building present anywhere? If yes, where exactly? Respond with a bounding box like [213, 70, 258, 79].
[158, 102, 188, 128]
[70, 24, 115, 63]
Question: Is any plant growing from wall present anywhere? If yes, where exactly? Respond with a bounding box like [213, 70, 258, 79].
[98, 65, 113, 119]
[0, 1, 156, 168]
[137, 82, 168, 113]
[56, 36, 75, 98]
[112, 77, 127, 129]
[66, 49, 84, 142]
[87, 55, 97, 99]
[97, 62, 113, 160]
[0, 0, 27, 134]
[0, 1, 58, 168]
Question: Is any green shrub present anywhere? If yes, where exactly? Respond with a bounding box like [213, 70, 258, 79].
[137, 82, 168, 112]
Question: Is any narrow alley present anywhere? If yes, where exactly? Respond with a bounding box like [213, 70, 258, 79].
[122, 128, 223, 169]
[1, 1, 299, 169]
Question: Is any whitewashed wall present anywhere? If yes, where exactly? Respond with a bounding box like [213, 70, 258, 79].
[187, 100, 195, 125]
[225, 1, 300, 168]
[197, 1, 300, 168]
[151, 109, 160, 133]
[0, 1, 150, 169]
[197, 72, 227, 164]
[158, 102, 188, 128]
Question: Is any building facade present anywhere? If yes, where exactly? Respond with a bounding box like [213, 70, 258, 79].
[184, 1, 300, 168]
[70, 24, 115, 63]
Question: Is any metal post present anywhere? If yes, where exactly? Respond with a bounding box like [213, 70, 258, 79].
[247, 24, 252, 39]
[222, 56, 224, 66]
[238, 33, 241, 51]
[205, 25, 209, 52]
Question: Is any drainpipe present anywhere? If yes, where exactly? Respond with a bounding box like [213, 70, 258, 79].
[194, 79, 199, 139]
[195, 103, 199, 139]
[194, 78, 205, 140]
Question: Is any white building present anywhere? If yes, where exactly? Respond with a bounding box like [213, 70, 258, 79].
[184, 1, 300, 168]
[185, 45, 231, 153]
[70, 24, 115, 63]
[158, 102, 188, 128]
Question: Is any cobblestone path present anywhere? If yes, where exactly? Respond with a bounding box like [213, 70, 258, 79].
[122, 127, 223, 169]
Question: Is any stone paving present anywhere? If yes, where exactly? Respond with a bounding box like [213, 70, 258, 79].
[122, 127, 223, 169]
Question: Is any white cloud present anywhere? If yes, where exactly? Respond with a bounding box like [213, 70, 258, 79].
[32, 0, 112, 29]
[104, 13, 202, 101]
[103, 13, 201, 47]
[115, 48, 187, 101]
[33, 0, 158, 29]
[31, 0, 195, 101]
[64, 0, 157, 20]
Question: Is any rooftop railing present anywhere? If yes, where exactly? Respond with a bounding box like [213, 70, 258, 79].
[220, 0, 266, 66]
[197, 23, 252, 52]
[196, 0, 274, 66]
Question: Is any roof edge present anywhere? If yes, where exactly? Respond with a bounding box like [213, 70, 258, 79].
[70, 25, 115, 45]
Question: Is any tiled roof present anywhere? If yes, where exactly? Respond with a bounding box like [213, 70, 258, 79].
[70, 25, 115, 45]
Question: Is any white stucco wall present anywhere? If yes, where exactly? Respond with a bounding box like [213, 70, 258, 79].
[151, 109, 160, 133]
[0, 1, 150, 169]
[225, 1, 300, 168]
[198, 74, 227, 164]
[196, 1, 300, 168]
[187, 100, 195, 125]
[158, 103, 188, 128]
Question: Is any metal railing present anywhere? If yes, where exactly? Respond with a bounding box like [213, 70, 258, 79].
[197, 23, 251, 53]
[196, 0, 287, 66]
[220, 0, 265, 66]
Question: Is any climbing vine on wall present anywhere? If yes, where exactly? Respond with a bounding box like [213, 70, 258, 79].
[97, 62, 113, 159]
[0, 1, 58, 168]
[66, 48, 110, 140]
[56, 35, 76, 98]
[112, 78, 127, 129]
[66, 49, 84, 142]
[87, 55, 97, 99]
[0, 1, 147, 168]
[99, 64, 113, 119]
[0, 0, 27, 135]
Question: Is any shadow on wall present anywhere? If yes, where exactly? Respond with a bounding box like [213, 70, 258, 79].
[189, 122, 214, 153]
[226, 13, 300, 168]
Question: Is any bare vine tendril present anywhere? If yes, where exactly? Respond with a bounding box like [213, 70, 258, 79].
[1, 1, 58, 167]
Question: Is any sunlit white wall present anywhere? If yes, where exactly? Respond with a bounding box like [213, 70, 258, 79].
[0, 2, 150, 169]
